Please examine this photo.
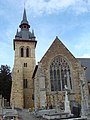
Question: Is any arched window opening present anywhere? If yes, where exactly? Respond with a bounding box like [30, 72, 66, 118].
[26, 48, 29, 57]
[21, 48, 24, 57]
[50, 56, 72, 92]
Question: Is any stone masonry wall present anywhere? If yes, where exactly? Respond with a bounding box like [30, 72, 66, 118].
[11, 41, 36, 109]
[40, 37, 81, 106]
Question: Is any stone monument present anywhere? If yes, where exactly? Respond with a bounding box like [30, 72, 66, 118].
[64, 85, 71, 115]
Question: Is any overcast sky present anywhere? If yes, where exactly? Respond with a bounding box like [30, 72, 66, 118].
[0, 0, 90, 69]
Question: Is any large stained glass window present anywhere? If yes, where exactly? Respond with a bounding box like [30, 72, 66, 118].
[50, 56, 72, 91]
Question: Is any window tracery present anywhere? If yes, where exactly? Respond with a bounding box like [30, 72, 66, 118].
[50, 56, 72, 91]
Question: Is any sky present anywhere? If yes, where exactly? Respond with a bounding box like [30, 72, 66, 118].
[0, 0, 90, 70]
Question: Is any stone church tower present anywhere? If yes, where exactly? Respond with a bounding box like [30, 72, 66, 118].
[11, 9, 37, 109]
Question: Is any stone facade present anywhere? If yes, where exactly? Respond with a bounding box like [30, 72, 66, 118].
[11, 9, 37, 109]
[11, 41, 36, 108]
[33, 63, 46, 109]
[33, 37, 89, 110]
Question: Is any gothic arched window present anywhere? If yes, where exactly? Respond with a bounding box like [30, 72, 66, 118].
[50, 56, 72, 91]
[26, 47, 29, 57]
[21, 47, 24, 57]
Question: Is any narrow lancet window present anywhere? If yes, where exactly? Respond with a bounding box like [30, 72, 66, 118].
[26, 48, 29, 57]
[21, 48, 24, 57]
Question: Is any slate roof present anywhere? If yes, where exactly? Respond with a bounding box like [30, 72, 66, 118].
[15, 8, 35, 40]
[78, 58, 90, 82]
[20, 8, 29, 26]
[15, 29, 35, 40]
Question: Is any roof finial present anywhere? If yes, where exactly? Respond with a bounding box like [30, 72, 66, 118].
[24, 0, 25, 8]
[19, 6, 30, 28]
[23, 8, 27, 21]
[56, 36, 58, 39]
[16, 29, 18, 34]
[24, 0, 26, 9]
[32, 29, 34, 34]
[23, 0, 27, 21]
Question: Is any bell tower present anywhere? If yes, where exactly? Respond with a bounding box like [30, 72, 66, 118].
[11, 8, 37, 109]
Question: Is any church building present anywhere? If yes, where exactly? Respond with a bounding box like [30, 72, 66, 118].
[11, 9, 89, 110]
[32, 37, 89, 110]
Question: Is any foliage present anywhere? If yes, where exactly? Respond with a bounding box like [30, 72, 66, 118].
[0, 65, 12, 102]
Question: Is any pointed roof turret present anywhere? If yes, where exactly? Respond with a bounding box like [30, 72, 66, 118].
[23, 8, 27, 21]
[15, 8, 36, 41]
[19, 8, 30, 28]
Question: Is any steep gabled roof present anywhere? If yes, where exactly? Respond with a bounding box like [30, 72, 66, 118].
[40, 36, 79, 64]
